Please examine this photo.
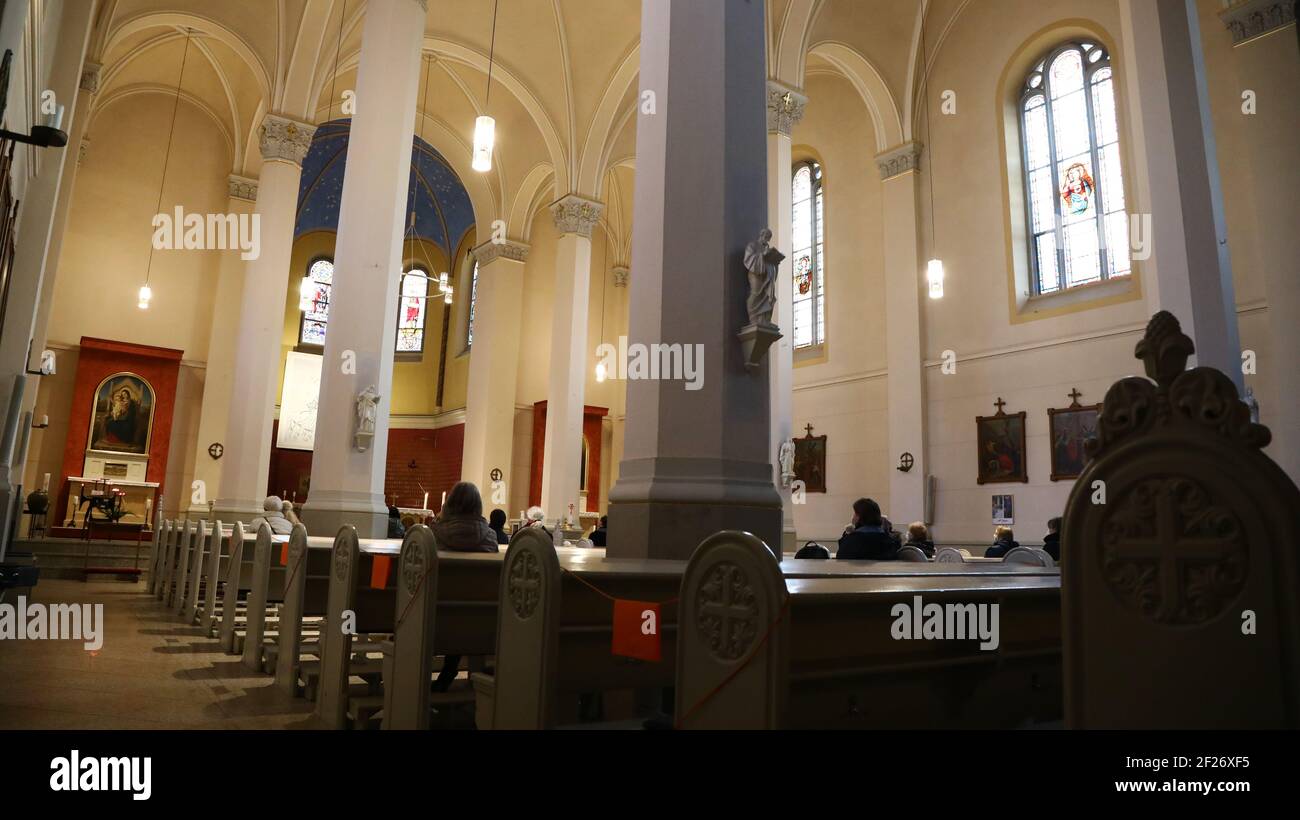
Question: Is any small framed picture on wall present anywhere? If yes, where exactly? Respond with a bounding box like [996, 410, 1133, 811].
[992, 494, 1014, 526]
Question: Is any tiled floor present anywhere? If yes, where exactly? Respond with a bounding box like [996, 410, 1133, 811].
[0, 579, 319, 729]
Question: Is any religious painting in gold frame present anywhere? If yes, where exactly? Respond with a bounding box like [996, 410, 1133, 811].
[86, 372, 156, 456]
[793, 423, 827, 493]
[976, 399, 1028, 485]
[1048, 389, 1101, 481]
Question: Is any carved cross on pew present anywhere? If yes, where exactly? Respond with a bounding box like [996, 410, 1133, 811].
[994, 397, 1007, 414]
[1117, 483, 1238, 623]
[700, 565, 758, 659]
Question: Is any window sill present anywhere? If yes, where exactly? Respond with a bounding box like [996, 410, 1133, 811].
[1015, 274, 1139, 322]
[293, 344, 324, 356]
[794, 343, 827, 367]
[394, 352, 424, 364]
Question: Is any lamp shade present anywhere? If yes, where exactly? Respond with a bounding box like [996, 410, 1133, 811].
[926, 259, 945, 300]
[472, 115, 495, 173]
[137, 284, 153, 310]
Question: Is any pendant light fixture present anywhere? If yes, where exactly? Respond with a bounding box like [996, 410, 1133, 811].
[473, 0, 500, 173]
[140, 28, 194, 310]
[920, 3, 944, 300]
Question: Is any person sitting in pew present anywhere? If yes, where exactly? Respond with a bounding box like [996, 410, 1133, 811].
[836, 498, 899, 560]
[1042, 517, 1061, 562]
[881, 517, 903, 550]
[431, 482, 500, 693]
[903, 522, 935, 558]
[432, 482, 500, 554]
[250, 496, 294, 535]
[589, 515, 608, 547]
[387, 505, 406, 539]
[520, 505, 551, 537]
[489, 508, 510, 545]
[985, 525, 1019, 558]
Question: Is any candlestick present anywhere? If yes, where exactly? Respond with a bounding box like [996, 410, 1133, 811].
[41, 473, 50, 492]
[422, 491, 429, 511]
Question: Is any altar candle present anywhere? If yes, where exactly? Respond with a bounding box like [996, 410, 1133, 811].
[38, 414, 48, 427]
[440, 491, 446, 508]
[42, 473, 50, 492]
[423, 492, 429, 511]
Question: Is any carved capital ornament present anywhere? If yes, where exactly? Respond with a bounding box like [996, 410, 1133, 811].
[551, 194, 604, 238]
[259, 114, 317, 165]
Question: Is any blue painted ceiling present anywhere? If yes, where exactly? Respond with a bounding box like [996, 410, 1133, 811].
[294, 118, 476, 259]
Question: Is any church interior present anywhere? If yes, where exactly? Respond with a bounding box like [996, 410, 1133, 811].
[0, 0, 1296, 741]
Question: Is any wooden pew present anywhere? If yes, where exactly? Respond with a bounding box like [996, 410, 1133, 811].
[181, 520, 212, 623]
[271, 525, 359, 689]
[155, 520, 179, 601]
[199, 522, 236, 633]
[487, 528, 685, 730]
[144, 512, 165, 593]
[1062, 310, 1300, 728]
[148, 519, 172, 597]
[214, 522, 254, 650]
[676, 531, 1062, 729]
[167, 520, 198, 610]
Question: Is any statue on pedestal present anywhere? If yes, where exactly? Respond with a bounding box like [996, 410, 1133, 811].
[738, 228, 785, 371]
[779, 439, 796, 488]
[354, 385, 381, 452]
[744, 228, 784, 328]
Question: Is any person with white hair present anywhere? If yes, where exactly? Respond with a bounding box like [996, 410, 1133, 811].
[521, 506, 550, 535]
[249, 496, 294, 535]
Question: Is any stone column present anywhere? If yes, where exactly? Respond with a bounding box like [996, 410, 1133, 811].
[876, 143, 927, 527]
[302, 0, 426, 538]
[1218, 2, 1300, 485]
[766, 80, 805, 553]
[188, 176, 256, 513]
[0, 2, 95, 556]
[608, 0, 781, 559]
[539, 195, 602, 522]
[1118, 0, 1242, 385]
[461, 238, 530, 497]
[212, 116, 315, 522]
[606, 266, 631, 491]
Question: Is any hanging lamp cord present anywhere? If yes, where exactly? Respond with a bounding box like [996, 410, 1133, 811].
[485, 0, 499, 109]
[143, 28, 193, 287]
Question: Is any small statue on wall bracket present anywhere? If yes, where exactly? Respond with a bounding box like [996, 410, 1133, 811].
[738, 227, 785, 371]
[779, 438, 796, 488]
[354, 385, 381, 452]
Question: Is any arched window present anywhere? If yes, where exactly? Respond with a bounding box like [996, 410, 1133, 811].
[466, 260, 480, 347]
[1020, 42, 1129, 295]
[298, 258, 334, 347]
[792, 161, 825, 349]
[396, 268, 429, 354]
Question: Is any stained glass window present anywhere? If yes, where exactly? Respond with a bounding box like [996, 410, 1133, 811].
[1019, 42, 1129, 295]
[396, 269, 429, 354]
[792, 162, 825, 348]
[466, 261, 479, 347]
[298, 258, 334, 346]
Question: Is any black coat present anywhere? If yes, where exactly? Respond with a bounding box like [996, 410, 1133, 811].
[1042, 532, 1060, 562]
[590, 527, 607, 547]
[837, 529, 899, 560]
[985, 539, 1020, 558]
[905, 539, 935, 558]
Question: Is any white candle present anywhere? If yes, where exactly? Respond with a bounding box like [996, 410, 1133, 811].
[440, 491, 446, 508]
[423, 492, 429, 511]
[42, 473, 50, 492]
[39, 414, 48, 427]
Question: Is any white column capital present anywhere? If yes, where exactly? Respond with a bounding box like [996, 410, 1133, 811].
[410, 0, 429, 10]
[258, 114, 317, 165]
[1219, 0, 1295, 45]
[612, 266, 630, 287]
[228, 174, 259, 202]
[79, 62, 102, 94]
[767, 80, 807, 136]
[472, 238, 530, 265]
[552, 194, 604, 238]
[875, 142, 923, 180]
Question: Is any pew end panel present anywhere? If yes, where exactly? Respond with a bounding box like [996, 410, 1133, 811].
[676, 531, 789, 730]
[384, 526, 439, 730]
[491, 529, 562, 729]
[1062, 312, 1300, 729]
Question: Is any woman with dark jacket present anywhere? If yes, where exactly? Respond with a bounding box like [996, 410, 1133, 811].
[985, 525, 1020, 558]
[431, 482, 500, 554]
[431, 482, 497, 691]
[488, 508, 510, 545]
[903, 522, 935, 558]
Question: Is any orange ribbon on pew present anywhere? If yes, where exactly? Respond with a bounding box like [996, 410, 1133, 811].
[558, 568, 678, 663]
[370, 555, 393, 590]
[280, 543, 289, 566]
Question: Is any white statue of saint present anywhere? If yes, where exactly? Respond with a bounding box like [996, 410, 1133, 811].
[354, 385, 381, 451]
[744, 228, 785, 328]
[1244, 386, 1260, 424]
[778, 439, 796, 488]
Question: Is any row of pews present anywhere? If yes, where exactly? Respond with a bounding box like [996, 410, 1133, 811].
[135, 311, 1300, 729]
[142, 514, 1063, 729]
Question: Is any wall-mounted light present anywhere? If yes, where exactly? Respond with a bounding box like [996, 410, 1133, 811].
[927, 259, 945, 300]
